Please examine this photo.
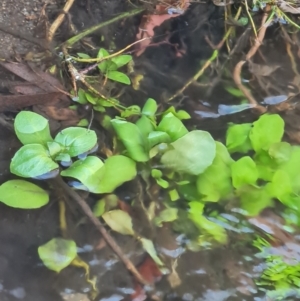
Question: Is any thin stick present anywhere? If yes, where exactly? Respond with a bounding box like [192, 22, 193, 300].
[47, 0, 75, 42]
[232, 10, 269, 112]
[54, 176, 149, 286]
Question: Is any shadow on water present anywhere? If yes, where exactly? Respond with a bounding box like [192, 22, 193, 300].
[2, 0, 300, 300]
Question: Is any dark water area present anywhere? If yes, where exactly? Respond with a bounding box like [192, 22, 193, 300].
[1, 0, 300, 300]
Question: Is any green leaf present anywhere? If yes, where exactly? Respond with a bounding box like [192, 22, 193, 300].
[176, 110, 191, 120]
[111, 55, 132, 68]
[10, 144, 59, 178]
[189, 202, 227, 244]
[269, 170, 292, 200]
[197, 142, 233, 202]
[157, 112, 188, 141]
[47, 141, 62, 157]
[54, 127, 97, 157]
[135, 115, 155, 137]
[249, 114, 284, 152]
[111, 119, 149, 162]
[238, 17, 248, 26]
[161, 130, 216, 175]
[231, 156, 258, 188]
[268, 142, 292, 164]
[154, 208, 178, 226]
[97, 48, 110, 72]
[225, 86, 245, 97]
[0, 180, 49, 209]
[148, 131, 171, 149]
[140, 237, 164, 266]
[141, 98, 158, 118]
[226, 123, 252, 153]
[85, 92, 97, 105]
[76, 89, 88, 104]
[14, 111, 53, 146]
[60, 156, 105, 192]
[77, 52, 91, 59]
[162, 106, 191, 120]
[97, 48, 109, 59]
[107, 71, 131, 85]
[278, 146, 300, 193]
[38, 238, 77, 273]
[96, 155, 137, 193]
[121, 105, 141, 118]
[102, 210, 135, 236]
[93, 194, 119, 217]
[237, 185, 273, 216]
[151, 168, 169, 188]
[254, 150, 278, 181]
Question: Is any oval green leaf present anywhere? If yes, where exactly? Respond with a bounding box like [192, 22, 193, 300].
[54, 127, 97, 157]
[111, 55, 132, 68]
[102, 210, 135, 236]
[157, 112, 188, 142]
[14, 111, 53, 146]
[111, 119, 149, 162]
[10, 144, 59, 178]
[107, 71, 131, 85]
[231, 156, 258, 189]
[226, 123, 252, 153]
[97, 155, 137, 193]
[60, 156, 105, 192]
[38, 238, 77, 273]
[0, 180, 49, 209]
[249, 114, 284, 152]
[142, 98, 158, 117]
[161, 130, 216, 175]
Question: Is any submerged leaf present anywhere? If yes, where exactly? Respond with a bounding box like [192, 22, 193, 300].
[102, 209, 135, 236]
[14, 111, 53, 146]
[237, 185, 273, 216]
[189, 202, 227, 244]
[140, 237, 164, 266]
[161, 130, 216, 175]
[38, 238, 77, 273]
[0, 180, 49, 209]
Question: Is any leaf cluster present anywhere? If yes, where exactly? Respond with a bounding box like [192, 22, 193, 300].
[0, 111, 136, 209]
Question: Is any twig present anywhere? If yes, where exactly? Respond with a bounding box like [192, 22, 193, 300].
[54, 176, 149, 286]
[47, 0, 75, 42]
[232, 10, 269, 112]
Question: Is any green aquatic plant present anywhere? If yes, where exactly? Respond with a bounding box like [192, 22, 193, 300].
[7, 111, 136, 196]
[253, 236, 300, 300]
[4, 99, 300, 247]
